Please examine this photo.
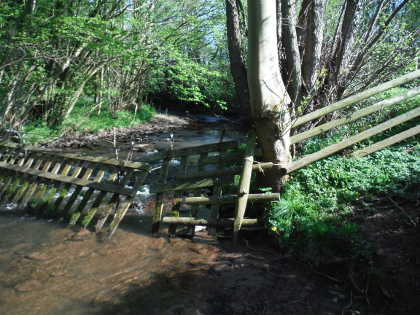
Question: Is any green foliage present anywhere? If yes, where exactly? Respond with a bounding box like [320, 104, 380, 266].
[0, 0, 232, 128]
[267, 148, 420, 262]
[23, 103, 155, 144]
[23, 122, 60, 145]
[62, 102, 155, 133]
[149, 49, 234, 110]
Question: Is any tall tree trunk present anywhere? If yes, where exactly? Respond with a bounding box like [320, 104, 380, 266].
[280, 0, 302, 107]
[301, 0, 326, 93]
[247, 0, 292, 192]
[328, 0, 359, 100]
[226, 0, 250, 113]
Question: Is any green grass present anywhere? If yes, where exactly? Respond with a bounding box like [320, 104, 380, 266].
[22, 104, 155, 144]
[62, 103, 155, 133]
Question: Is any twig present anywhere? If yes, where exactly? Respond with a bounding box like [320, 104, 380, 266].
[113, 127, 119, 161]
[312, 269, 342, 284]
[387, 197, 417, 227]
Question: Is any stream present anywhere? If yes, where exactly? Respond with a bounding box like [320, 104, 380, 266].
[0, 117, 239, 315]
[0, 115, 351, 315]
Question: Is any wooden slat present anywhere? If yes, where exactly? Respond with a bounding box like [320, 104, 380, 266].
[292, 70, 420, 128]
[95, 169, 135, 232]
[94, 172, 119, 232]
[152, 157, 171, 234]
[154, 178, 215, 193]
[17, 159, 45, 208]
[52, 165, 84, 211]
[0, 161, 136, 196]
[80, 191, 108, 228]
[69, 169, 106, 225]
[11, 157, 36, 203]
[173, 193, 280, 205]
[352, 124, 420, 158]
[0, 155, 30, 203]
[1, 143, 148, 170]
[62, 165, 95, 216]
[291, 86, 420, 144]
[289, 106, 420, 173]
[36, 161, 64, 215]
[40, 161, 73, 216]
[107, 199, 132, 238]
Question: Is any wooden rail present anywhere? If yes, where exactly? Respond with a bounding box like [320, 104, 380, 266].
[291, 86, 420, 144]
[289, 106, 420, 173]
[0, 144, 150, 238]
[292, 70, 420, 128]
[151, 136, 279, 242]
[352, 124, 420, 158]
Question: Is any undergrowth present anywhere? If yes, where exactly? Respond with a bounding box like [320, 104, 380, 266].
[267, 148, 419, 264]
[267, 88, 420, 264]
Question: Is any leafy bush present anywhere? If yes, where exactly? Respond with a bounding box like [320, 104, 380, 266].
[149, 49, 234, 111]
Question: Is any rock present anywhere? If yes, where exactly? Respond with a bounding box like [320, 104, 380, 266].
[25, 252, 50, 261]
[69, 229, 92, 241]
[133, 143, 154, 152]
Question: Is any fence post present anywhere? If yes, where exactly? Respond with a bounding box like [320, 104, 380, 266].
[233, 131, 256, 244]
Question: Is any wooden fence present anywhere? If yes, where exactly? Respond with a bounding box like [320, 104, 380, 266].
[0, 70, 418, 243]
[288, 70, 420, 173]
[144, 135, 279, 243]
[151, 70, 419, 242]
[0, 144, 150, 238]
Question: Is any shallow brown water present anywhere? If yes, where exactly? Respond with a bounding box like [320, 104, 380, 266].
[0, 212, 360, 315]
[0, 214, 223, 315]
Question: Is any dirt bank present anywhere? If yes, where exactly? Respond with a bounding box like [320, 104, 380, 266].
[43, 113, 196, 149]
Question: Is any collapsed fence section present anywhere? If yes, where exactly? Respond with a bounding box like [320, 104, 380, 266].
[0, 144, 150, 238]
